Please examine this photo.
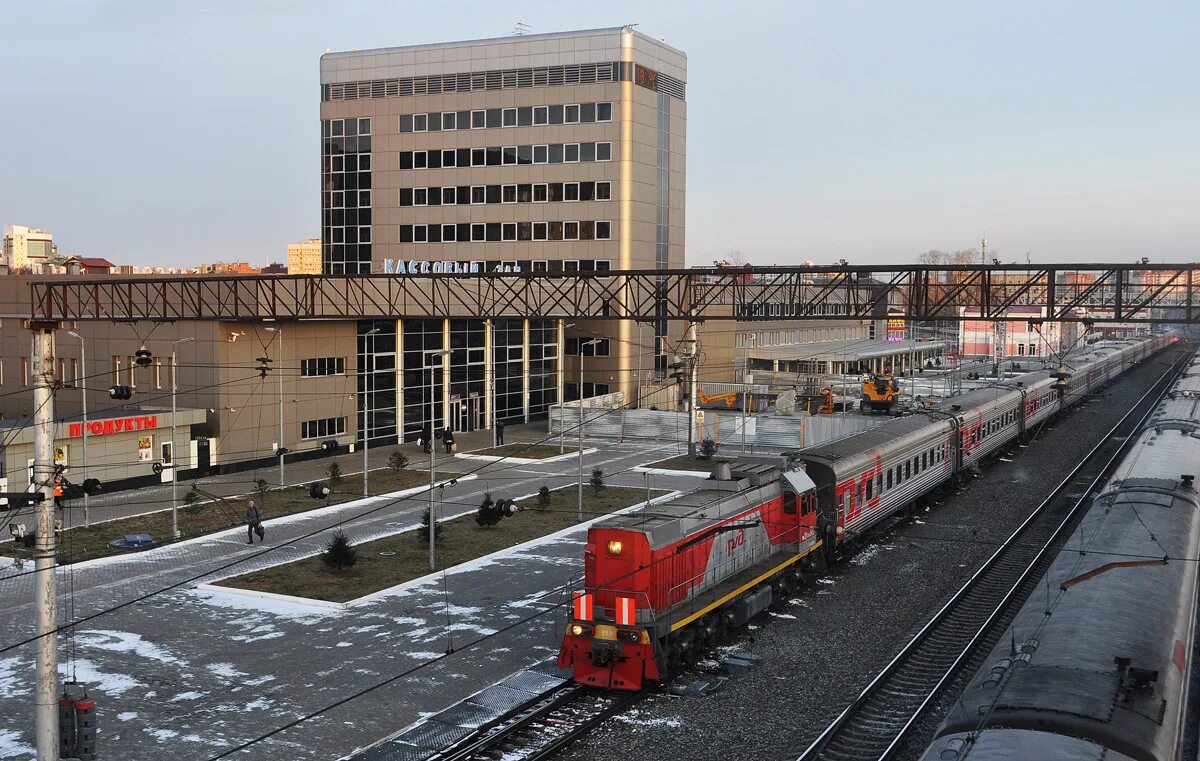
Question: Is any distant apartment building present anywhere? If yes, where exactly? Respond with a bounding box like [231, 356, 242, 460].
[3, 225, 56, 272]
[286, 238, 323, 274]
[199, 261, 258, 275]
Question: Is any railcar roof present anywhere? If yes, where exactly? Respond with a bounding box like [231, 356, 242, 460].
[601, 486, 747, 531]
[798, 339, 1148, 463]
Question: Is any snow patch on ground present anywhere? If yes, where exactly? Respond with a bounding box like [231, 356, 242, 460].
[187, 587, 342, 621]
[169, 691, 206, 702]
[0, 728, 34, 759]
[146, 728, 178, 742]
[817, 578, 836, 585]
[206, 662, 246, 679]
[0, 658, 27, 700]
[76, 629, 184, 665]
[614, 710, 683, 728]
[850, 544, 893, 567]
[117, 711, 138, 721]
[769, 612, 797, 620]
[60, 659, 142, 696]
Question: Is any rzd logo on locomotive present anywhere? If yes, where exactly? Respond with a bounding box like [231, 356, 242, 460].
[726, 528, 746, 556]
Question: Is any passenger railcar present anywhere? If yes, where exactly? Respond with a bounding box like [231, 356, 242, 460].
[919, 347, 1198, 761]
[558, 335, 1177, 691]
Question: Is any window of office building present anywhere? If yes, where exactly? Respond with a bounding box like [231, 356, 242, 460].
[301, 357, 346, 377]
[493, 318, 525, 423]
[528, 319, 558, 415]
[402, 319, 445, 440]
[302, 417, 347, 440]
[322, 117, 373, 274]
[358, 321, 397, 444]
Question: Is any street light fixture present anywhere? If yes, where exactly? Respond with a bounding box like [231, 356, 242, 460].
[66, 331, 89, 527]
[170, 336, 195, 539]
[426, 348, 451, 571]
[578, 338, 600, 522]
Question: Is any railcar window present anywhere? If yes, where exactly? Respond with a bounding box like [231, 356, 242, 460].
[922, 452, 928, 470]
[886, 470, 893, 489]
[876, 474, 882, 495]
[905, 462, 911, 479]
[866, 478, 873, 500]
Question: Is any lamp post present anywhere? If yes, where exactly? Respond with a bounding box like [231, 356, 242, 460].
[66, 331, 88, 527]
[363, 327, 380, 498]
[265, 326, 285, 488]
[560, 323, 575, 453]
[170, 336, 195, 539]
[426, 349, 451, 571]
[578, 339, 600, 522]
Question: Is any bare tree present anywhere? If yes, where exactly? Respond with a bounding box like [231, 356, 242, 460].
[918, 250, 949, 265]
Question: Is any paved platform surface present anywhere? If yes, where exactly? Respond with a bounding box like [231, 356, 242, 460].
[0, 436, 698, 761]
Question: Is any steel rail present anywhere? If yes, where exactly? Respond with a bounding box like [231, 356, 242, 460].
[429, 683, 641, 761]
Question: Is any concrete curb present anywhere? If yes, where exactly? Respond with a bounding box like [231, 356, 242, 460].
[454, 447, 598, 465]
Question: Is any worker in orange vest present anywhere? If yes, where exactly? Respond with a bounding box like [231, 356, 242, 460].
[53, 474, 64, 508]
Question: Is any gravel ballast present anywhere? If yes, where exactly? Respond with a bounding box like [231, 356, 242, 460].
[556, 347, 1187, 761]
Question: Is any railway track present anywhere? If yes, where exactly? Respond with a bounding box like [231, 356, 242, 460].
[427, 683, 641, 761]
[797, 348, 1194, 761]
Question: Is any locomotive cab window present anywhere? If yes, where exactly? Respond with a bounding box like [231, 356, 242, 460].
[783, 492, 798, 515]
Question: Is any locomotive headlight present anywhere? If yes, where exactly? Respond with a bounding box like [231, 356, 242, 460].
[606, 540, 623, 556]
[570, 624, 585, 637]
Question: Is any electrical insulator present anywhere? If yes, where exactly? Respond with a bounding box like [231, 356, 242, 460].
[256, 356, 273, 378]
[309, 482, 331, 500]
[134, 346, 153, 367]
[501, 499, 518, 517]
[75, 696, 97, 761]
[82, 478, 102, 495]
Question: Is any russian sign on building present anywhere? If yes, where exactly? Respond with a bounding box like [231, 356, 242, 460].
[381, 260, 523, 275]
[67, 415, 158, 438]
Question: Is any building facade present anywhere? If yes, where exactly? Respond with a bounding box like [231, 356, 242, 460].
[3, 225, 56, 272]
[286, 238, 323, 275]
[319, 26, 688, 430]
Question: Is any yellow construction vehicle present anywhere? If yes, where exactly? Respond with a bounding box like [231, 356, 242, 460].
[860, 366, 900, 415]
[697, 388, 740, 409]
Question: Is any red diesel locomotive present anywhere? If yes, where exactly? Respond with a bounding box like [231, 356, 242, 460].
[558, 461, 822, 689]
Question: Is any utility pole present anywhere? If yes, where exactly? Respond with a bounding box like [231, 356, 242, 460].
[266, 326, 285, 488]
[170, 337, 194, 540]
[427, 349, 450, 571]
[685, 322, 698, 458]
[578, 339, 599, 522]
[31, 321, 59, 761]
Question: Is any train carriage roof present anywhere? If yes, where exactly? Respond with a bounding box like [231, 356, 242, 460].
[797, 338, 1155, 465]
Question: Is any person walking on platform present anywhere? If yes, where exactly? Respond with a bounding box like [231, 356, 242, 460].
[442, 427, 455, 454]
[245, 500, 264, 544]
[496, 419, 505, 445]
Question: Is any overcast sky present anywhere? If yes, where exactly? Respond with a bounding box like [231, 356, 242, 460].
[2, 0, 1196, 267]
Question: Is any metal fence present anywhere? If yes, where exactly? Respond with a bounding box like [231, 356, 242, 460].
[549, 406, 884, 452]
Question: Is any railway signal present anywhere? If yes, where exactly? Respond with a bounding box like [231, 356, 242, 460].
[107, 385, 133, 400]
